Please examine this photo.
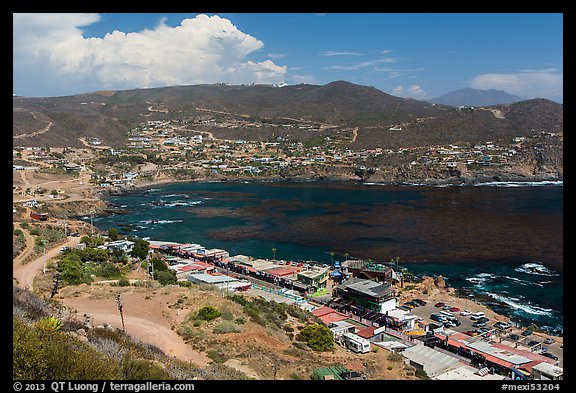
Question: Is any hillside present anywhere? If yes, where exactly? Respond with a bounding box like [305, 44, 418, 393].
[13, 81, 562, 150]
[13, 283, 417, 380]
[429, 87, 526, 107]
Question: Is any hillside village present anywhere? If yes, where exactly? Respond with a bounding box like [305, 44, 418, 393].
[13, 110, 562, 198]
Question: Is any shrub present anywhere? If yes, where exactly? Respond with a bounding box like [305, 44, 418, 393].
[298, 324, 334, 352]
[234, 317, 245, 324]
[213, 322, 243, 334]
[197, 306, 221, 322]
[227, 294, 249, 307]
[118, 279, 130, 287]
[96, 262, 122, 278]
[35, 316, 62, 331]
[156, 270, 177, 286]
[206, 350, 227, 363]
[415, 368, 429, 379]
[193, 319, 203, 327]
[388, 352, 404, 362]
[121, 355, 171, 380]
[13, 315, 120, 380]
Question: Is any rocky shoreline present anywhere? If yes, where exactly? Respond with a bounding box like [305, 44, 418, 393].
[99, 170, 563, 198]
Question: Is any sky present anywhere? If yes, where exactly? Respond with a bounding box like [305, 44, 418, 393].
[13, 13, 563, 102]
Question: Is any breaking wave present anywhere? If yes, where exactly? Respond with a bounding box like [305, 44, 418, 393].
[464, 272, 497, 286]
[514, 263, 560, 277]
[485, 292, 554, 317]
[473, 181, 563, 187]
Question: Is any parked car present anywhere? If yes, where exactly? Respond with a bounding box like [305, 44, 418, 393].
[403, 303, 415, 309]
[430, 314, 447, 323]
[442, 305, 452, 310]
[543, 338, 555, 345]
[412, 299, 427, 306]
[398, 306, 411, 311]
[465, 330, 479, 336]
[449, 307, 460, 312]
[476, 317, 489, 324]
[541, 352, 558, 361]
[494, 322, 511, 330]
[435, 302, 445, 308]
[470, 312, 486, 321]
[459, 310, 471, 316]
[443, 321, 456, 328]
[509, 334, 520, 341]
[521, 329, 533, 336]
[472, 321, 488, 328]
[527, 340, 540, 347]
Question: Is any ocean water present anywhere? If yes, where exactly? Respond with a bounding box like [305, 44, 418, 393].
[88, 181, 563, 333]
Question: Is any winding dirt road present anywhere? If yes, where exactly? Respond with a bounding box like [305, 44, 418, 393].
[13, 235, 81, 291]
[12, 226, 211, 367]
[62, 292, 211, 366]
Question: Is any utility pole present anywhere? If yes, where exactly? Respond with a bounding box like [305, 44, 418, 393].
[115, 293, 125, 331]
[90, 209, 94, 237]
[41, 239, 47, 274]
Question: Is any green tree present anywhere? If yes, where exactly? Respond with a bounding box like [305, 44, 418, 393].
[298, 324, 334, 352]
[130, 238, 150, 259]
[81, 235, 105, 248]
[151, 257, 168, 273]
[58, 254, 91, 285]
[108, 227, 120, 241]
[156, 270, 177, 286]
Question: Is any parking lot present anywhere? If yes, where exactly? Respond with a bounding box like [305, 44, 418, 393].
[404, 299, 493, 333]
[402, 299, 563, 368]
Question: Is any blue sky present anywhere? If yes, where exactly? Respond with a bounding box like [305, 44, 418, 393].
[13, 13, 563, 102]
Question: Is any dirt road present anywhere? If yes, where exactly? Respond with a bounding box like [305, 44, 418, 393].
[61, 289, 211, 367]
[13, 236, 81, 291]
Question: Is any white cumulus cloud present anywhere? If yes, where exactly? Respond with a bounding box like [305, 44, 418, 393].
[470, 70, 563, 102]
[13, 13, 287, 97]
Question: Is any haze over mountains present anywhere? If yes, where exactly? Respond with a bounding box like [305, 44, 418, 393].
[429, 87, 526, 107]
[13, 81, 562, 149]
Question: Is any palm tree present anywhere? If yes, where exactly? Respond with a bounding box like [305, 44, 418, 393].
[329, 251, 335, 264]
[272, 247, 277, 260]
[344, 252, 349, 261]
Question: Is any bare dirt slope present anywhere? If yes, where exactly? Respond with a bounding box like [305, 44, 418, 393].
[58, 285, 212, 367]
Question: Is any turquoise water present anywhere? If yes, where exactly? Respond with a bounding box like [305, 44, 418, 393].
[87, 181, 563, 333]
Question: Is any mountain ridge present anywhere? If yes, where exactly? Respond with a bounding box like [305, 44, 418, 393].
[13, 81, 562, 149]
[429, 87, 526, 107]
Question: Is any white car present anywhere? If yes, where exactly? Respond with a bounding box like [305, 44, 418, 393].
[459, 310, 471, 316]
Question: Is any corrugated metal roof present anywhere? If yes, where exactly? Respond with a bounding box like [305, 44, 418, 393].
[467, 341, 531, 365]
[188, 273, 238, 284]
[312, 365, 348, 380]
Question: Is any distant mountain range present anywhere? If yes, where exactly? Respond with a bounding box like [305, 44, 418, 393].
[429, 87, 526, 107]
[13, 81, 561, 149]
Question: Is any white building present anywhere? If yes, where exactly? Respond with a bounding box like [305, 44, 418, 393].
[531, 363, 563, 380]
[105, 240, 135, 253]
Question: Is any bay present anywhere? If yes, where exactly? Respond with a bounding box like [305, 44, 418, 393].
[89, 181, 563, 333]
